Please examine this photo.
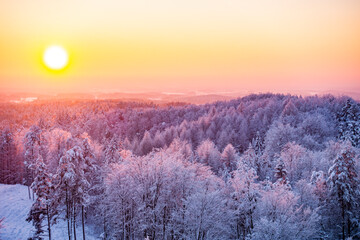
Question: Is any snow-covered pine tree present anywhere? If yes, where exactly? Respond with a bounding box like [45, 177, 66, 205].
[327, 141, 360, 240]
[80, 137, 96, 240]
[274, 158, 290, 186]
[24, 125, 42, 199]
[252, 131, 264, 156]
[249, 132, 271, 180]
[89, 168, 109, 239]
[230, 161, 259, 239]
[27, 155, 56, 240]
[338, 99, 360, 147]
[55, 144, 94, 240]
[0, 128, 17, 184]
[55, 147, 76, 240]
[354, 102, 360, 147]
[103, 136, 121, 165]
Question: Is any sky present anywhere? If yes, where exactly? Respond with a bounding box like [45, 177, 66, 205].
[0, 0, 360, 94]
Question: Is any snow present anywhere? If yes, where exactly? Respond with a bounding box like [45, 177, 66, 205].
[0, 184, 99, 240]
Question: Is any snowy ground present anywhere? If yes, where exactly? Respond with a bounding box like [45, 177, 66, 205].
[0, 184, 99, 240]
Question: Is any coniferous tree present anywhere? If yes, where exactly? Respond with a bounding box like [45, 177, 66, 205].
[327, 142, 360, 239]
[55, 146, 77, 240]
[24, 125, 42, 199]
[55, 144, 93, 240]
[252, 131, 264, 156]
[274, 159, 289, 186]
[80, 137, 96, 240]
[103, 136, 120, 165]
[27, 155, 56, 240]
[338, 99, 360, 147]
[0, 128, 17, 183]
[230, 162, 259, 239]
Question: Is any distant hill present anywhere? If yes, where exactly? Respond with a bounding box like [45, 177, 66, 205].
[1, 90, 359, 104]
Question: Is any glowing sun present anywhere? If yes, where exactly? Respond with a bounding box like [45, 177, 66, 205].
[43, 45, 69, 70]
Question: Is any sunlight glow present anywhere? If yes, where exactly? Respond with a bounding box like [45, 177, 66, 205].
[43, 45, 68, 70]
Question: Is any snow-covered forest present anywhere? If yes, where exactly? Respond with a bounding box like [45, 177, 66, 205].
[0, 93, 359, 240]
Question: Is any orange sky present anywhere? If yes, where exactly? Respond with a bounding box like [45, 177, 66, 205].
[0, 0, 360, 94]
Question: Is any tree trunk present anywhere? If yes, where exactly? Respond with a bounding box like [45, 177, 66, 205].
[162, 206, 166, 240]
[28, 185, 31, 200]
[103, 214, 107, 240]
[123, 210, 126, 240]
[82, 205, 86, 240]
[70, 205, 73, 240]
[347, 214, 351, 239]
[73, 201, 77, 240]
[47, 204, 52, 240]
[236, 221, 240, 239]
[131, 201, 135, 240]
[342, 203, 345, 240]
[66, 189, 71, 240]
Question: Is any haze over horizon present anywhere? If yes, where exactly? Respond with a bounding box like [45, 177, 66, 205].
[1, 0, 360, 94]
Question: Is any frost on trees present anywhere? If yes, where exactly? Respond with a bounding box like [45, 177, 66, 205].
[337, 98, 360, 147]
[27, 155, 56, 240]
[229, 161, 259, 239]
[327, 141, 360, 239]
[24, 125, 43, 199]
[1, 93, 360, 239]
[55, 145, 94, 240]
[0, 128, 17, 184]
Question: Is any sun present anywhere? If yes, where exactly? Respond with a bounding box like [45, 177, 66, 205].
[43, 45, 69, 70]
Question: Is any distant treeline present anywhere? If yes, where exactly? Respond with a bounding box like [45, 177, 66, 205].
[0, 93, 359, 239]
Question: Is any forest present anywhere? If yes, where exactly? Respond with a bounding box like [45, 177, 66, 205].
[0, 93, 359, 240]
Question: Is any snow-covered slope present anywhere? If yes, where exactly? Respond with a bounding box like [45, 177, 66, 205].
[0, 184, 98, 240]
